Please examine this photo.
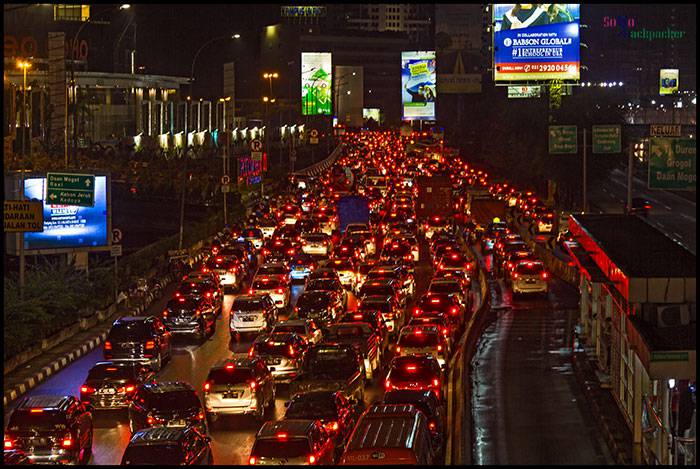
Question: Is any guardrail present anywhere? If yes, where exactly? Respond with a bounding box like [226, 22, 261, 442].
[291, 143, 344, 177]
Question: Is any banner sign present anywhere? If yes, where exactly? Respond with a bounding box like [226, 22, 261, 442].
[592, 125, 621, 153]
[239, 156, 263, 186]
[301, 52, 332, 115]
[549, 125, 577, 154]
[659, 69, 679, 95]
[508, 85, 542, 98]
[402, 51, 437, 120]
[24, 175, 109, 250]
[4, 200, 44, 233]
[493, 4, 581, 82]
[648, 138, 696, 190]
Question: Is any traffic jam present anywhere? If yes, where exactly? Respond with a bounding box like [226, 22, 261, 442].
[4, 129, 559, 465]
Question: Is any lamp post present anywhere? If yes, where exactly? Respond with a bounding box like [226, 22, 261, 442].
[18, 60, 31, 157]
[17, 59, 32, 301]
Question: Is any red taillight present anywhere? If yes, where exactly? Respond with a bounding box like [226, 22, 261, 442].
[175, 292, 181, 297]
[145, 340, 156, 350]
[61, 437, 73, 448]
[4, 439, 13, 450]
[202, 267, 209, 273]
[197, 411, 205, 420]
[162, 310, 169, 318]
[248, 346, 255, 358]
[450, 306, 458, 315]
[324, 421, 339, 432]
[430, 298, 441, 304]
[250, 380, 257, 390]
[385, 379, 391, 390]
[513, 273, 518, 279]
[248, 289, 254, 295]
[413, 307, 421, 315]
[437, 344, 443, 352]
[288, 345, 296, 357]
[542, 272, 548, 280]
[644, 204, 652, 209]
[308, 454, 317, 464]
[204, 382, 211, 392]
[249, 456, 257, 465]
[442, 327, 448, 335]
[104, 341, 112, 350]
[80, 385, 94, 394]
[277, 288, 284, 294]
[395, 346, 401, 354]
[206, 292, 212, 298]
[125, 385, 136, 393]
[432, 378, 440, 387]
[428, 421, 437, 431]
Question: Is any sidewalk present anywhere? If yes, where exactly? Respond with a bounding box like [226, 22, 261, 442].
[572, 346, 634, 464]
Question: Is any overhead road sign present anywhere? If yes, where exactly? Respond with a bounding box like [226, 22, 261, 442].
[648, 138, 696, 190]
[46, 172, 95, 207]
[592, 125, 621, 153]
[549, 125, 577, 154]
[4, 200, 44, 232]
[650, 124, 681, 137]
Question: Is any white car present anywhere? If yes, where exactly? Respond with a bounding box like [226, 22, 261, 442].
[249, 276, 290, 309]
[229, 295, 277, 336]
[323, 258, 356, 291]
[511, 260, 549, 297]
[300, 232, 331, 257]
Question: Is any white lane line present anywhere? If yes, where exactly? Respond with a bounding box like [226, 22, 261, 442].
[664, 205, 672, 211]
[672, 232, 684, 239]
[680, 213, 696, 222]
[656, 222, 665, 228]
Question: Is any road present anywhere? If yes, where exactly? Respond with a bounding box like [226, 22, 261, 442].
[589, 168, 696, 254]
[4, 239, 458, 464]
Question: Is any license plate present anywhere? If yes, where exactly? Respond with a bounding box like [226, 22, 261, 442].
[526, 279, 535, 283]
[100, 388, 116, 395]
[170, 420, 187, 427]
[294, 266, 306, 271]
[223, 392, 239, 399]
[267, 358, 281, 365]
[241, 316, 256, 322]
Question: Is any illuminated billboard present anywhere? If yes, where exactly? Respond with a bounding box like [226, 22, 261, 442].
[493, 4, 580, 82]
[301, 52, 332, 115]
[402, 51, 436, 120]
[659, 69, 679, 95]
[23, 175, 109, 251]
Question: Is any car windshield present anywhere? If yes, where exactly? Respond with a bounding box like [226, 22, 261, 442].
[122, 444, 184, 465]
[8, 410, 68, 432]
[233, 299, 266, 311]
[108, 322, 150, 341]
[149, 391, 201, 412]
[252, 439, 310, 459]
[399, 332, 439, 347]
[285, 395, 337, 420]
[87, 364, 139, 380]
[207, 368, 254, 385]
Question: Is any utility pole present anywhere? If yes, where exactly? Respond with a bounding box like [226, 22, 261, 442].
[626, 143, 634, 214]
[582, 127, 587, 213]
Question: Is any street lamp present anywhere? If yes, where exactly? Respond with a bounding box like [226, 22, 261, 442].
[263, 72, 279, 97]
[17, 60, 31, 157]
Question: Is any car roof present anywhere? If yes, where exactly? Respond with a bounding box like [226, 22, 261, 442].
[129, 426, 189, 445]
[254, 332, 299, 343]
[275, 319, 311, 327]
[212, 357, 258, 370]
[257, 419, 316, 438]
[17, 395, 73, 410]
[141, 381, 194, 394]
[234, 295, 269, 302]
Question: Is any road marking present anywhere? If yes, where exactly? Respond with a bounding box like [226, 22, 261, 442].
[672, 232, 684, 240]
[680, 213, 696, 222]
[656, 222, 665, 228]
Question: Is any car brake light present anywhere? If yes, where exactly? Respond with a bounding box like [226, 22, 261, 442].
[276, 432, 288, 440]
[437, 344, 443, 352]
[145, 340, 156, 350]
[248, 289, 254, 295]
[125, 385, 135, 393]
[80, 385, 94, 394]
[104, 341, 112, 350]
[414, 307, 421, 315]
[175, 292, 181, 297]
[61, 436, 73, 448]
[395, 346, 401, 354]
[324, 421, 339, 432]
[542, 272, 548, 280]
[250, 380, 257, 390]
[162, 310, 169, 318]
[430, 298, 441, 304]
[513, 273, 519, 279]
[442, 327, 448, 335]
[248, 346, 255, 358]
[4, 439, 13, 450]
[249, 456, 257, 465]
[385, 379, 391, 390]
[428, 421, 437, 431]
[432, 378, 440, 387]
[644, 204, 651, 209]
[308, 454, 317, 464]
[178, 297, 186, 303]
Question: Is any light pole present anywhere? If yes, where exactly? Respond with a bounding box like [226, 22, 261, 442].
[18, 60, 31, 157]
[263, 72, 280, 170]
[17, 59, 31, 301]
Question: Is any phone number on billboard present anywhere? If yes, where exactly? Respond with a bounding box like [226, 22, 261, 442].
[533, 64, 573, 72]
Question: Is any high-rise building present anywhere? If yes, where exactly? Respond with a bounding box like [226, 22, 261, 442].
[333, 4, 434, 44]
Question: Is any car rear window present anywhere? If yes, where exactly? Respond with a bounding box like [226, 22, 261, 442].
[233, 298, 267, 311]
[329, 324, 368, 338]
[306, 279, 337, 291]
[166, 299, 198, 311]
[253, 278, 283, 289]
[296, 293, 330, 309]
[328, 259, 353, 270]
[255, 340, 293, 357]
[273, 324, 306, 335]
[148, 391, 201, 412]
[303, 234, 327, 242]
[244, 229, 263, 238]
[390, 362, 436, 382]
[252, 439, 310, 459]
[285, 396, 337, 420]
[8, 410, 68, 431]
[108, 322, 151, 341]
[429, 283, 460, 294]
[207, 368, 254, 385]
[516, 263, 544, 275]
[122, 444, 184, 465]
[257, 265, 287, 276]
[360, 299, 392, 313]
[360, 285, 394, 297]
[87, 364, 138, 380]
[358, 264, 375, 275]
[398, 332, 439, 347]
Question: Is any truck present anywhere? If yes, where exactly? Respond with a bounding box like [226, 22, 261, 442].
[337, 195, 370, 234]
[416, 174, 453, 220]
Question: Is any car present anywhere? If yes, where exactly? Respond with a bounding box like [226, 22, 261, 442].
[323, 257, 357, 291]
[535, 209, 556, 233]
[322, 322, 382, 380]
[384, 355, 444, 400]
[203, 358, 276, 423]
[121, 426, 213, 465]
[258, 218, 279, 239]
[249, 276, 291, 310]
[248, 419, 336, 465]
[242, 227, 265, 250]
[128, 381, 206, 435]
[304, 277, 347, 307]
[380, 239, 414, 265]
[436, 251, 475, 277]
[289, 253, 318, 282]
[343, 231, 376, 258]
[255, 262, 291, 286]
[4, 395, 93, 464]
[423, 215, 452, 240]
[339, 310, 390, 354]
[295, 216, 319, 234]
[358, 277, 406, 307]
[283, 391, 361, 450]
[511, 260, 549, 297]
[174, 277, 222, 313]
[354, 260, 376, 292]
[104, 316, 173, 372]
[278, 204, 302, 225]
[161, 297, 216, 342]
[262, 238, 297, 263]
[182, 270, 222, 295]
[501, 249, 537, 281]
[273, 225, 303, 247]
[428, 278, 469, 309]
[481, 221, 509, 252]
[307, 266, 341, 284]
[271, 319, 324, 345]
[300, 232, 331, 257]
[3, 450, 32, 465]
[201, 255, 242, 292]
[407, 312, 458, 348]
[334, 239, 364, 261]
[382, 389, 445, 448]
[250, 332, 308, 383]
[294, 290, 341, 324]
[395, 325, 450, 368]
[628, 196, 652, 217]
[414, 293, 464, 327]
[365, 264, 416, 299]
[229, 294, 278, 339]
[80, 361, 156, 410]
[357, 295, 403, 336]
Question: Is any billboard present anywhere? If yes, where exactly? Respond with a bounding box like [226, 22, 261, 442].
[402, 51, 437, 120]
[301, 52, 332, 115]
[493, 4, 581, 82]
[22, 175, 109, 251]
[659, 69, 679, 95]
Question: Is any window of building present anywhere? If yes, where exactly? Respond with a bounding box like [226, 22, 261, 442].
[53, 4, 90, 22]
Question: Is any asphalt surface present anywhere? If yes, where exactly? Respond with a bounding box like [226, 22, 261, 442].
[588, 168, 696, 254]
[4, 240, 452, 465]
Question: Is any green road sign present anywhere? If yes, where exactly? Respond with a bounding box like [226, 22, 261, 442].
[549, 125, 577, 154]
[648, 138, 696, 190]
[592, 125, 621, 153]
[46, 172, 95, 207]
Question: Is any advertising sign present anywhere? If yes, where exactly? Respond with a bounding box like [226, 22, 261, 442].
[493, 4, 581, 82]
[301, 52, 332, 115]
[648, 138, 696, 190]
[549, 125, 577, 154]
[508, 85, 542, 98]
[4, 200, 44, 233]
[23, 175, 109, 250]
[659, 69, 679, 95]
[592, 125, 621, 153]
[239, 157, 262, 186]
[363, 108, 381, 123]
[401, 51, 437, 120]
